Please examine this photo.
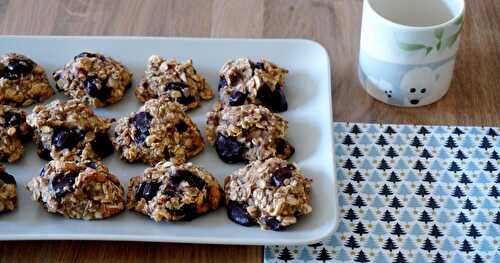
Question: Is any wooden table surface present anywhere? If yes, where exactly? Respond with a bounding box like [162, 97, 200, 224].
[0, 0, 499, 262]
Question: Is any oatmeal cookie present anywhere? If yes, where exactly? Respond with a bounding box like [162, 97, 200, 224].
[127, 161, 223, 222]
[205, 103, 294, 163]
[0, 165, 16, 213]
[114, 97, 204, 165]
[27, 99, 114, 161]
[0, 53, 54, 106]
[0, 105, 32, 163]
[53, 52, 132, 107]
[26, 160, 125, 220]
[218, 58, 288, 112]
[224, 158, 312, 230]
[135, 55, 213, 110]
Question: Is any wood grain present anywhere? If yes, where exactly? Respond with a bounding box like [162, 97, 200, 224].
[0, 0, 499, 262]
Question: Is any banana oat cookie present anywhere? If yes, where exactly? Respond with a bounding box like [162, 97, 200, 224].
[0, 105, 32, 163]
[27, 99, 114, 161]
[135, 55, 213, 110]
[0, 165, 16, 213]
[53, 52, 132, 107]
[114, 97, 204, 165]
[0, 53, 54, 106]
[26, 160, 125, 220]
[205, 103, 295, 163]
[218, 58, 288, 112]
[127, 161, 223, 222]
[224, 158, 312, 230]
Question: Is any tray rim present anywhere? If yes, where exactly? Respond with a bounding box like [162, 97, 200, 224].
[0, 35, 338, 245]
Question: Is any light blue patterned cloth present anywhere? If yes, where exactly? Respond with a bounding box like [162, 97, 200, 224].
[266, 123, 499, 263]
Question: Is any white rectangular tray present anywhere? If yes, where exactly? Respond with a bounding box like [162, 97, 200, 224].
[0, 36, 337, 245]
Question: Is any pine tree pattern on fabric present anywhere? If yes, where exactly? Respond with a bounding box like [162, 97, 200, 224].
[267, 123, 500, 263]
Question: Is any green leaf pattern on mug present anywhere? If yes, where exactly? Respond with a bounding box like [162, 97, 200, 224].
[434, 28, 444, 51]
[454, 14, 464, 26]
[446, 14, 464, 48]
[425, 47, 433, 55]
[434, 29, 444, 40]
[445, 33, 460, 48]
[397, 14, 464, 56]
[396, 43, 428, 51]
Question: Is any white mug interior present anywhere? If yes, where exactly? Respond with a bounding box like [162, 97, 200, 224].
[368, 0, 464, 27]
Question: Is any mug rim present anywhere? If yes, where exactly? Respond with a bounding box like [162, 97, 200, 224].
[365, 0, 465, 31]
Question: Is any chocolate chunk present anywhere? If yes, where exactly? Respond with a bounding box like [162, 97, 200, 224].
[177, 95, 196, 105]
[269, 88, 288, 112]
[4, 59, 33, 80]
[3, 111, 22, 127]
[163, 147, 170, 159]
[164, 82, 188, 91]
[85, 162, 98, 169]
[215, 133, 245, 163]
[257, 84, 288, 112]
[84, 76, 111, 101]
[163, 82, 196, 105]
[256, 84, 272, 104]
[226, 201, 254, 226]
[0, 170, 16, 184]
[218, 77, 227, 91]
[133, 130, 149, 144]
[271, 164, 296, 187]
[132, 112, 152, 144]
[37, 144, 52, 160]
[228, 72, 240, 84]
[179, 203, 198, 221]
[135, 181, 161, 201]
[90, 132, 114, 158]
[175, 121, 188, 133]
[52, 127, 80, 150]
[52, 171, 78, 199]
[263, 217, 282, 231]
[275, 138, 295, 157]
[228, 90, 247, 106]
[169, 170, 206, 190]
[74, 52, 98, 60]
[254, 62, 265, 70]
[132, 112, 152, 133]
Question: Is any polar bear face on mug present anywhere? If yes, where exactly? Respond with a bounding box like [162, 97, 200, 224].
[400, 67, 437, 106]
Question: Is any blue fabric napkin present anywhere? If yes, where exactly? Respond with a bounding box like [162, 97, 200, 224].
[266, 123, 500, 263]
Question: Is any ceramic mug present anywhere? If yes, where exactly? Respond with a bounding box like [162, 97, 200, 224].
[358, 0, 465, 107]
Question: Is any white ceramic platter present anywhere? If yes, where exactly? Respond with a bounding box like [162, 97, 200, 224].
[0, 36, 337, 245]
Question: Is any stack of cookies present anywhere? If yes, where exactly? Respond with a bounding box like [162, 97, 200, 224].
[0, 52, 312, 231]
[206, 58, 312, 230]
